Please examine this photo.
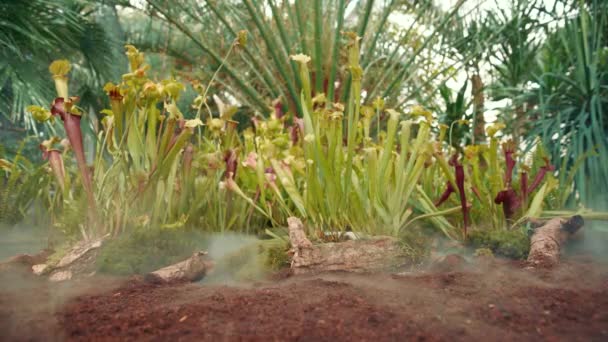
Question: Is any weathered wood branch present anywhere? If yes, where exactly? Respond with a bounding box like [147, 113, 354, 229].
[145, 251, 213, 283]
[287, 217, 403, 274]
[32, 235, 108, 281]
[56, 236, 106, 268]
[527, 215, 584, 267]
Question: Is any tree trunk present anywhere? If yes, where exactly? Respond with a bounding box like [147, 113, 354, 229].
[512, 104, 525, 147]
[471, 73, 485, 144]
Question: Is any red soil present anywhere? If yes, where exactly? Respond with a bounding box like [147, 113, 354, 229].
[1, 258, 607, 341]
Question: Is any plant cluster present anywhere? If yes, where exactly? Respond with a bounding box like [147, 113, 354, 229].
[27, 46, 257, 239]
[19, 35, 575, 251]
[430, 126, 563, 234]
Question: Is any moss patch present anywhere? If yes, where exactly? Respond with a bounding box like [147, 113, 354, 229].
[263, 240, 291, 270]
[96, 229, 209, 276]
[398, 228, 431, 263]
[466, 229, 530, 260]
[473, 247, 494, 258]
[194, 238, 289, 283]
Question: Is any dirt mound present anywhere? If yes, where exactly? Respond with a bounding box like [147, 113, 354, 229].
[59, 259, 608, 341]
[1, 258, 607, 341]
[60, 276, 438, 341]
[0, 264, 123, 342]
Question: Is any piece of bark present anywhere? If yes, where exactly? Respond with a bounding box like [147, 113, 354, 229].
[56, 236, 107, 268]
[287, 217, 403, 274]
[49, 270, 72, 282]
[32, 264, 49, 275]
[144, 251, 213, 283]
[46, 248, 100, 281]
[29, 236, 107, 281]
[527, 215, 584, 267]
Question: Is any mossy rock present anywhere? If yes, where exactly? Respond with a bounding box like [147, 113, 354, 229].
[466, 229, 530, 260]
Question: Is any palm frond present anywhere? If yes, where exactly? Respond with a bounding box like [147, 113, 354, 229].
[0, 0, 124, 131]
[126, 0, 469, 118]
[524, 0, 608, 207]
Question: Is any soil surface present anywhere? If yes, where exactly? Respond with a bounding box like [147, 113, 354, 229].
[1, 257, 607, 341]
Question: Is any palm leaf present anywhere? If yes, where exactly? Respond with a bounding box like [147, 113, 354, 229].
[129, 0, 468, 118]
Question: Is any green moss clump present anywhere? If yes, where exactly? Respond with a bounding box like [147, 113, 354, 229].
[208, 239, 289, 281]
[466, 229, 530, 259]
[473, 247, 494, 258]
[398, 228, 431, 264]
[263, 241, 291, 270]
[213, 242, 261, 278]
[96, 229, 208, 276]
